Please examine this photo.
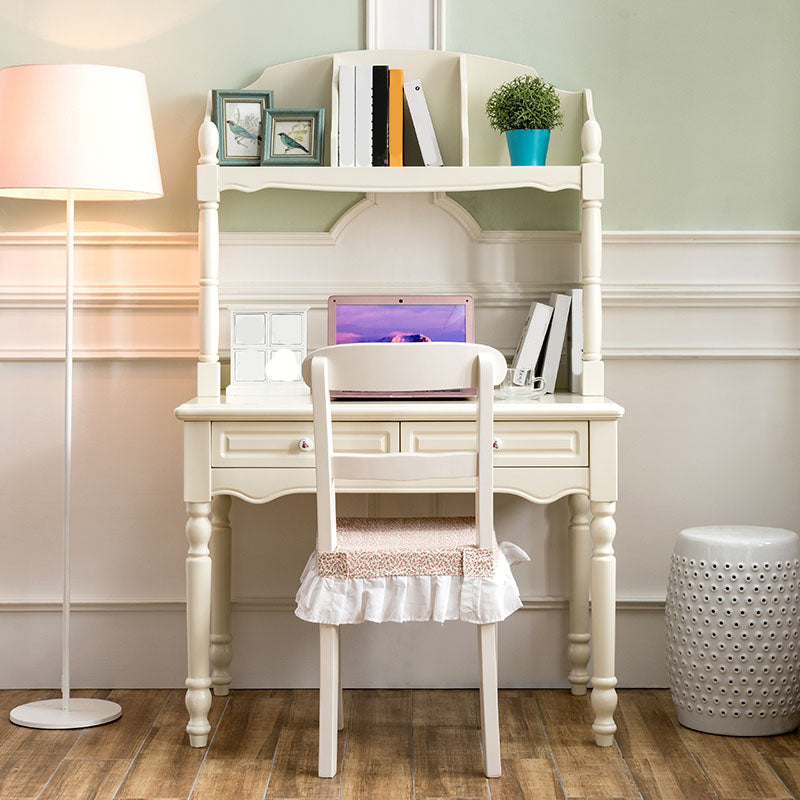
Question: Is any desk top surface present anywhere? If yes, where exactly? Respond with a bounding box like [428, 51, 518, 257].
[175, 393, 624, 422]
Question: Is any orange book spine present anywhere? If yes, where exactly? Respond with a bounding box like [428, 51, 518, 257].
[388, 69, 403, 166]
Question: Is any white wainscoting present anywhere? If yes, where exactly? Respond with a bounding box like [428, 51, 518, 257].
[366, 0, 446, 51]
[1, 199, 798, 688]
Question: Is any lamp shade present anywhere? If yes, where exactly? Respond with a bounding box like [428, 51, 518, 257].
[0, 63, 162, 201]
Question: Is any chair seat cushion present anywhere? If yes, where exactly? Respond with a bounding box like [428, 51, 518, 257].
[316, 516, 495, 579]
[296, 536, 530, 626]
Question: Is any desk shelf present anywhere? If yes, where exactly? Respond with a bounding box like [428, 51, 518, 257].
[181, 50, 621, 753]
[195, 48, 605, 398]
[214, 165, 583, 194]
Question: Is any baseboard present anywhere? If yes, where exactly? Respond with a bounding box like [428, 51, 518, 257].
[0, 598, 667, 689]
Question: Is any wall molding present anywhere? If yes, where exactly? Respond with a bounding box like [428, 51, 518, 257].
[366, 0, 445, 51]
[0, 596, 665, 613]
[0, 347, 197, 362]
[604, 345, 800, 360]
[223, 195, 377, 247]
[603, 283, 800, 308]
[603, 230, 800, 244]
[2, 228, 799, 248]
[0, 232, 197, 247]
[7, 344, 795, 363]
[2, 281, 798, 310]
[0, 285, 198, 309]
[1, 228, 797, 362]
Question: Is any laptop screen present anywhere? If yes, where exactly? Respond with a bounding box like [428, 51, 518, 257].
[329, 296, 473, 345]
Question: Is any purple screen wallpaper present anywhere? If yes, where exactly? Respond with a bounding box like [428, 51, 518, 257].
[335, 304, 467, 344]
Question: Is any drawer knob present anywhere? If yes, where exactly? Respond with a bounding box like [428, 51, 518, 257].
[298, 437, 314, 452]
[492, 437, 503, 452]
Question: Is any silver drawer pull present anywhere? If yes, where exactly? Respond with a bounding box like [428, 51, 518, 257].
[298, 437, 314, 452]
[492, 437, 503, 452]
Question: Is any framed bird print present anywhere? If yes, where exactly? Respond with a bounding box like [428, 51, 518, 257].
[261, 108, 325, 166]
[211, 89, 273, 166]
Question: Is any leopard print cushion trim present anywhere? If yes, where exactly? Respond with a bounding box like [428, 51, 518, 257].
[316, 517, 495, 579]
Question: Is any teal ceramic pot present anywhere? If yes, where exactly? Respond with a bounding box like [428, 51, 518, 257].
[505, 128, 550, 166]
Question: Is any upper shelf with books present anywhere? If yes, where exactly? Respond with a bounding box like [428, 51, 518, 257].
[198, 49, 601, 193]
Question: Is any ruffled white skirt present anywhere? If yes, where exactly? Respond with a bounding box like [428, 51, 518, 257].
[295, 541, 529, 625]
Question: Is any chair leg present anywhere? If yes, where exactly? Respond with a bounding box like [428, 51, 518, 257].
[478, 623, 501, 778]
[319, 623, 339, 778]
[337, 627, 344, 731]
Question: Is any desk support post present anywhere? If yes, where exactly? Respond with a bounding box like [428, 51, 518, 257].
[589, 500, 617, 746]
[210, 494, 233, 696]
[580, 114, 604, 397]
[567, 493, 592, 695]
[185, 501, 213, 747]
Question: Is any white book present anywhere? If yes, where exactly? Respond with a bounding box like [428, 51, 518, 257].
[355, 65, 372, 168]
[338, 65, 355, 168]
[403, 79, 443, 167]
[567, 288, 583, 394]
[511, 302, 553, 374]
[538, 293, 572, 394]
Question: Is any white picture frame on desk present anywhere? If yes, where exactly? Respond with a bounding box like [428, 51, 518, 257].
[225, 305, 309, 396]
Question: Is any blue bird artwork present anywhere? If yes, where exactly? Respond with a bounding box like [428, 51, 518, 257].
[278, 131, 310, 154]
[226, 119, 262, 145]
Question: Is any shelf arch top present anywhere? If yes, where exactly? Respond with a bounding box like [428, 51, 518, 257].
[200, 49, 599, 174]
[202, 50, 594, 124]
[240, 50, 587, 103]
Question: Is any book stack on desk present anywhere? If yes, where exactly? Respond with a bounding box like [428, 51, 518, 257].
[512, 289, 584, 394]
[338, 65, 443, 168]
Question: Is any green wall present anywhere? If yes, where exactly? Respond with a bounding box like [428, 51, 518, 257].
[0, 0, 797, 232]
[0, 0, 363, 232]
[449, 0, 800, 230]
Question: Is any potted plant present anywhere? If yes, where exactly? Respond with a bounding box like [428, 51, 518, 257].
[485, 74, 564, 166]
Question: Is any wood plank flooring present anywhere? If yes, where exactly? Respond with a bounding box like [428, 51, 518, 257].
[0, 688, 797, 800]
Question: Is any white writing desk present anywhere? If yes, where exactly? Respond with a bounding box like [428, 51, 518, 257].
[187, 47, 619, 748]
[174, 391, 623, 748]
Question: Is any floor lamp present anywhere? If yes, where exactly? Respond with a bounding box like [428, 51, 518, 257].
[0, 64, 163, 729]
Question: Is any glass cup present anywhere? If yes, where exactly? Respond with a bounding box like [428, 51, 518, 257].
[496, 367, 546, 400]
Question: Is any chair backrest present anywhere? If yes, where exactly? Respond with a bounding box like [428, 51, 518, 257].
[302, 343, 507, 554]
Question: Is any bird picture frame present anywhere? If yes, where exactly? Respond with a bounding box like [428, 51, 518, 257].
[261, 108, 325, 166]
[211, 89, 274, 166]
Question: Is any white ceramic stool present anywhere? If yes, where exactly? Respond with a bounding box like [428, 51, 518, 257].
[666, 525, 800, 736]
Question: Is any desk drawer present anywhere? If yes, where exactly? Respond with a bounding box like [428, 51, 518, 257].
[212, 421, 399, 467]
[401, 420, 588, 467]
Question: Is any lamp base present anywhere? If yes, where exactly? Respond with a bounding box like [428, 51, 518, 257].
[10, 698, 121, 729]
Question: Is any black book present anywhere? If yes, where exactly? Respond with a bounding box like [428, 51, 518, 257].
[371, 65, 389, 167]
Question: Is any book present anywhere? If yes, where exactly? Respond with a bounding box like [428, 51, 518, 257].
[371, 65, 389, 167]
[337, 65, 355, 168]
[538, 293, 572, 393]
[567, 288, 583, 393]
[511, 302, 554, 375]
[388, 68, 403, 166]
[354, 65, 373, 168]
[403, 79, 443, 167]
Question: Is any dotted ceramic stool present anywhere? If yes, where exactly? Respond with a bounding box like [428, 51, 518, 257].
[666, 526, 800, 736]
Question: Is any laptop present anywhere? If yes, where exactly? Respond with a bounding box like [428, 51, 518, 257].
[327, 295, 475, 399]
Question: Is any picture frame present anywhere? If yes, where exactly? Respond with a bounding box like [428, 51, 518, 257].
[225, 305, 309, 396]
[261, 108, 325, 166]
[212, 89, 274, 166]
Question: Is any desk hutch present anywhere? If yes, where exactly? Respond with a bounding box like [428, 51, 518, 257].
[175, 49, 624, 748]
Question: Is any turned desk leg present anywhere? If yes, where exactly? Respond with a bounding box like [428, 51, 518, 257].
[589, 500, 617, 746]
[185, 501, 213, 747]
[210, 495, 233, 696]
[567, 494, 592, 695]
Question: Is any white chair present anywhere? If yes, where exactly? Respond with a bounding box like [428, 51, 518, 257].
[296, 342, 529, 778]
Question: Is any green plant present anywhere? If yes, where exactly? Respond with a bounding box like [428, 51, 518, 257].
[485, 74, 564, 132]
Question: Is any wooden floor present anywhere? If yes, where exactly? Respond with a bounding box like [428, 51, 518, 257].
[0, 688, 798, 800]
